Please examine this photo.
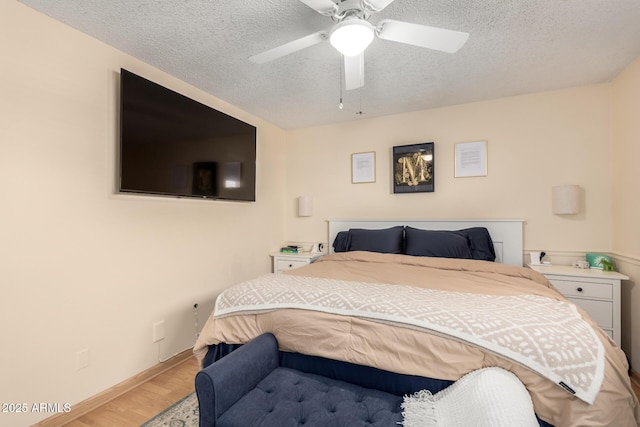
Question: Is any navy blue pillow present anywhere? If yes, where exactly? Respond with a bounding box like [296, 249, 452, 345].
[404, 227, 473, 259]
[347, 226, 404, 254]
[454, 227, 496, 261]
[332, 231, 350, 252]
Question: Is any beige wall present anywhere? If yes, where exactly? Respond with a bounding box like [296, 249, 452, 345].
[611, 57, 640, 371]
[0, 2, 286, 425]
[612, 57, 640, 258]
[285, 85, 613, 255]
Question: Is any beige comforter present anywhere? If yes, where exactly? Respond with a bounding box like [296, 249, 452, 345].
[194, 251, 640, 427]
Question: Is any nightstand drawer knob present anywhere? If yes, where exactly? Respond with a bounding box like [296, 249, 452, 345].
[577, 287, 583, 293]
[288, 264, 293, 268]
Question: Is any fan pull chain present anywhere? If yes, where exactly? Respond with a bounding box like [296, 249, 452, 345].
[339, 56, 344, 109]
[356, 89, 364, 116]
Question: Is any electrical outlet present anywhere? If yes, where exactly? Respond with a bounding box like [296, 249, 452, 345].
[77, 349, 89, 370]
[153, 320, 165, 343]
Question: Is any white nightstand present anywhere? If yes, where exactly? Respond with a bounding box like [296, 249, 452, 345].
[529, 264, 628, 346]
[270, 252, 323, 273]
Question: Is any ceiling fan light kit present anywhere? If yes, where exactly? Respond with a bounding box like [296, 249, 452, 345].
[329, 19, 375, 56]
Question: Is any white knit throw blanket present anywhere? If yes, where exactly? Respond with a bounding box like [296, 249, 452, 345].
[214, 274, 605, 404]
[401, 367, 539, 427]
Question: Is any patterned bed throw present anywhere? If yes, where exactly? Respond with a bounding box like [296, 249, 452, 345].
[401, 367, 538, 427]
[214, 274, 605, 404]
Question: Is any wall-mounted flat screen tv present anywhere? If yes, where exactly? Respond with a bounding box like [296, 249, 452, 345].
[119, 69, 256, 201]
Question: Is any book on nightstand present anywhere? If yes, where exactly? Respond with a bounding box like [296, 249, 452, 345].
[280, 245, 301, 254]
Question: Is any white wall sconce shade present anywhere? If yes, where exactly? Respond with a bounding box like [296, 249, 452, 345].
[552, 185, 581, 215]
[298, 196, 313, 217]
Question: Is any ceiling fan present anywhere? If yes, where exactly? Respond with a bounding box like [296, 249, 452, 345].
[249, 0, 469, 91]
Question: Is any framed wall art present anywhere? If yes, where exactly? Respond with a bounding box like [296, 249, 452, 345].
[351, 151, 376, 183]
[454, 140, 487, 177]
[392, 143, 434, 193]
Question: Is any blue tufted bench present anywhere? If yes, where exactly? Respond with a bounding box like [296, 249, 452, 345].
[196, 333, 555, 427]
[195, 333, 403, 427]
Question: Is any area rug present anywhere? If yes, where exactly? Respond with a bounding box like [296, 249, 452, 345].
[140, 392, 198, 427]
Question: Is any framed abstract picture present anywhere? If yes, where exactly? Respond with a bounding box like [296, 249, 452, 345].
[393, 143, 434, 193]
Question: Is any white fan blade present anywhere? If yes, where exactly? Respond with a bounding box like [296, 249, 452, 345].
[344, 53, 364, 91]
[362, 0, 397, 13]
[249, 31, 328, 64]
[377, 19, 469, 53]
[299, 0, 337, 16]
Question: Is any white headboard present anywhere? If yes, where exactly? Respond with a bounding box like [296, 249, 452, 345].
[328, 219, 524, 266]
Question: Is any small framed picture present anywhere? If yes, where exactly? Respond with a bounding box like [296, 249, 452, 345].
[393, 143, 434, 193]
[351, 151, 376, 183]
[454, 140, 487, 177]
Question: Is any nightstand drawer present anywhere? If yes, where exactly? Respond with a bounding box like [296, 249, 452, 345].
[271, 252, 323, 273]
[276, 259, 309, 272]
[549, 279, 612, 300]
[566, 297, 613, 329]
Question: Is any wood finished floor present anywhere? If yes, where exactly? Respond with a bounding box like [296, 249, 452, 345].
[64, 356, 199, 427]
[58, 356, 640, 427]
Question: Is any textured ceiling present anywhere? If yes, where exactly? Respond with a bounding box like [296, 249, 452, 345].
[18, 0, 640, 129]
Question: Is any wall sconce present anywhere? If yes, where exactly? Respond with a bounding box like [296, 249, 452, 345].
[298, 196, 313, 217]
[552, 185, 580, 215]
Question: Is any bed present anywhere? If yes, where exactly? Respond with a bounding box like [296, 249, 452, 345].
[194, 219, 640, 427]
